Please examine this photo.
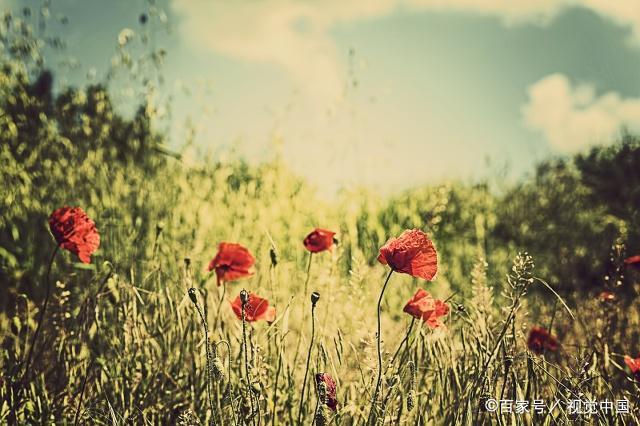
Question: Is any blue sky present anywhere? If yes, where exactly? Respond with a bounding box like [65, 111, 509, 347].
[4, 0, 640, 196]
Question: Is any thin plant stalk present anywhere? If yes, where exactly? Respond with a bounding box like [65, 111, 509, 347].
[213, 284, 226, 332]
[297, 297, 317, 425]
[367, 269, 394, 424]
[303, 251, 313, 296]
[389, 317, 415, 368]
[241, 294, 257, 425]
[293, 252, 314, 367]
[73, 359, 94, 426]
[22, 245, 59, 385]
[271, 333, 285, 426]
[192, 291, 217, 425]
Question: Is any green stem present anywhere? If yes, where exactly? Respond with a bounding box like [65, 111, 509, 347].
[22, 245, 58, 384]
[297, 301, 316, 425]
[367, 269, 394, 424]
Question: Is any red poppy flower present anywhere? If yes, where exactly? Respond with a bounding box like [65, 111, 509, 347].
[230, 292, 276, 322]
[624, 355, 640, 380]
[315, 373, 338, 411]
[303, 228, 336, 253]
[403, 288, 449, 329]
[208, 242, 255, 286]
[377, 229, 437, 280]
[527, 326, 559, 354]
[48, 206, 100, 264]
[598, 291, 616, 303]
[624, 255, 640, 269]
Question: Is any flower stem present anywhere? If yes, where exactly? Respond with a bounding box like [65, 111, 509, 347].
[303, 251, 313, 297]
[293, 252, 314, 367]
[389, 317, 415, 368]
[242, 301, 256, 425]
[367, 269, 393, 424]
[297, 300, 316, 425]
[194, 298, 217, 425]
[22, 245, 58, 385]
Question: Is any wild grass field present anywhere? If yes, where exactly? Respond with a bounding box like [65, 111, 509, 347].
[1, 5, 640, 425]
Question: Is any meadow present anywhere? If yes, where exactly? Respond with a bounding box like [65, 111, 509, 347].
[1, 6, 640, 425]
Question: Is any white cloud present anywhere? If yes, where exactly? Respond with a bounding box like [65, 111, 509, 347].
[522, 73, 640, 152]
[171, 0, 640, 103]
[170, 0, 399, 102]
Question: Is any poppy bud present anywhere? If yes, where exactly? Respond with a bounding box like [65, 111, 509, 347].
[188, 288, 198, 305]
[211, 356, 225, 382]
[184, 257, 191, 267]
[504, 355, 513, 372]
[240, 289, 250, 306]
[311, 291, 320, 307]
[270, 247, 278, 267]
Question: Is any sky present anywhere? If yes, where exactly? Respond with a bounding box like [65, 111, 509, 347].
[3, 0, 640, 196]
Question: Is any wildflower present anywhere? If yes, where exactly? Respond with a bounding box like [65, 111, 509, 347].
[230, 292, 275, 323]
[624, 355, 640, 380]
[303, 228, 336, 253]
[403, 288, 449, 329]
[624, 255, 640, 269]
[48, 206, 100, 264]
[527, 326, 559, 354]
[377, 229, 437, 280]
[315, 373, 338, 411]
[208, 242, 255, 286]
[598, 291, 616, 303]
